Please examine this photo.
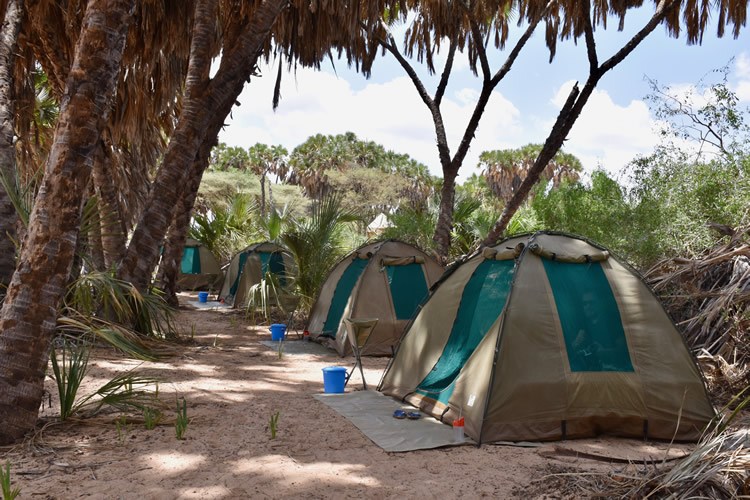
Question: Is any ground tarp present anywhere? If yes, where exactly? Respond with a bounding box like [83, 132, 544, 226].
[313, 390, 473, 452]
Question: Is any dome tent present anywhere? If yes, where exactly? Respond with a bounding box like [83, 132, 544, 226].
[307, 240, 444, 356]
[218, 242, 295, 308]
[176, 238, 223, 291]
[378, 232, 715, 443]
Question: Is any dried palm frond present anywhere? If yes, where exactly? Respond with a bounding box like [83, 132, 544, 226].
[645, 225, 750, 365]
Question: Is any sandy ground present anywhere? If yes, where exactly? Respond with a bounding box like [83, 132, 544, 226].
[2, 295, 699, 499]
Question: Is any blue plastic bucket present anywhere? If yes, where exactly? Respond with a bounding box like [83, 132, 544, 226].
[270, 323, 287, 341]
[322, 366, 347, 394]
[197, 291, 209, 303]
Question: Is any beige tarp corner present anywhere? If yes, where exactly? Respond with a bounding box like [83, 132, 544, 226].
[379, 232, 715, 444]
[307, 240, 445, 357]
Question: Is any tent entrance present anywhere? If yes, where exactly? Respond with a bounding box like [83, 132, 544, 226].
[542, 260, 633, 372]
[322, 258, 369, 337]
[181, 247, 201, 274]
[385, 263, 428, 320]
[416, 259, 515, 404]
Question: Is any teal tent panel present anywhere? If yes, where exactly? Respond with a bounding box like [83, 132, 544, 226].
[386, 263, 428, 320]
[259, 252, 271, 276]
[542, 260, 634, 372]
[417, 259, 515, 404]
[269, 252, 286, 285]
[229, 252, 249, 297]
[322, 258, 369, 337]
[181, 247, 201, 274]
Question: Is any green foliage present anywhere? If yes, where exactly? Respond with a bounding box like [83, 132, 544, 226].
[246, 271, 296, 323]
[269, 411, 280, 439]
[49, 340, 160, 421]
[287, 132, 437, 214]
[49, 340, 89, 421]
[532, 171, 632, 250]
[0, 461, 20, 500]
[209, 142, 251, 171]
[479, 144, 583, 202]
[175, 398, 189, 440]
[189, 192, 259, 262]
[63, 270, 177, 346]
[143, 406, 162, 430]
[281, 193, 360, 310]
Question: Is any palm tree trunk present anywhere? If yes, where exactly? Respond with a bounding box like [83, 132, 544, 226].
[118, 0, 288, 291]
[0, 0, 23, 293]
[0, 0, 134, 445]
[433, 169, 456, 263]
[91, 139, 127, 268]
[157, 136, 214, 306]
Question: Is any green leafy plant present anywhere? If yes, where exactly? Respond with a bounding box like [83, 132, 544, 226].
[0, 461, 20, 500]
[143, 406, 162, 430]
[49, 340, 89, 421]
[175, 398, 188, 440]
[269, 411, 280, 439]
[49, 340, 160, 421]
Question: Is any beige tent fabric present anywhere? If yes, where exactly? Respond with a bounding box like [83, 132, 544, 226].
[307, 240, 444, 357]
[217, 242, 296, 308]
[380, 232, 715, 444]
[176, 239, 223, 291]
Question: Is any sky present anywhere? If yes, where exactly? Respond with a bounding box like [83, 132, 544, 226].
[218, 7, 750, 184]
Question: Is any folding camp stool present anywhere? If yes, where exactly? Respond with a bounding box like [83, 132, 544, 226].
[343, 317, 378, 390]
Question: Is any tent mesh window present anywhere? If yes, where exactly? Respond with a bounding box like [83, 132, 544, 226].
[268, 252, 286, 285]
[417, 259, 515, 404]
[322, 258, 369, 337]
[385, 263, 428, 320]
[542, 260, 634, 372]
[181, 247, 201, 274]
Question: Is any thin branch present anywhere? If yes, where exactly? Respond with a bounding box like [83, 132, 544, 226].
[435, 39, 456, 107]
[598, 0, 680, 74]
[367, 20, 452, 168]
[582, 0, 599, 72]
[462, 1, 492, 82]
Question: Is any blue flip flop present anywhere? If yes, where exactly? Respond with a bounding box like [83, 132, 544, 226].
[393, 410, 407, 419]
[407, 412, 422, 420]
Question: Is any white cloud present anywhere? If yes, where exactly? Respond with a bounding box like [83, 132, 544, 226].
[736, 52, 750, 79]
[219, 62, 524, 180]
[547, 81, 658, 179]
[735, 52, 750, 102]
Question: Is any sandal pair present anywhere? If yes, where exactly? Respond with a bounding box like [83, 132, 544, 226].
[393, 410, 421, 420]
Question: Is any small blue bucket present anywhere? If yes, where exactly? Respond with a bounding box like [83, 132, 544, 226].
[322, 366, 347, 394]
[197, 291, 209, 303]
[270, 323, 287, 341]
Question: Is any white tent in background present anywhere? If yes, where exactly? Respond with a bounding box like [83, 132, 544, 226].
[367, 213, 392, 239]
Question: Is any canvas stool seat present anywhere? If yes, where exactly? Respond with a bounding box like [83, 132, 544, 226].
[343, 318, 378, 389]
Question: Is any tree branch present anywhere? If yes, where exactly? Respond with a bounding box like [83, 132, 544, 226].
[462, 2, 492, 82]
[582, 0, 599, 72]
[598, 0, 680, 74]
[434, 39, 456, 107]
[368, 20, 452, 168]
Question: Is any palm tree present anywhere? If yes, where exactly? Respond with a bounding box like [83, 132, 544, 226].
[0, 0, 23, 292]
[281, 193, 360, 310]
[248, 143, 288, 217]
[0, 0, 135, 445]
[479, 144, 582, 203]
[116, 0, 291, 292]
